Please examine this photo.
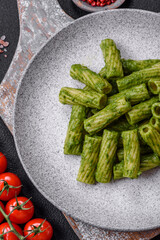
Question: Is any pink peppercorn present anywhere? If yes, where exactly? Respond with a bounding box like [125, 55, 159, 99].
[81, 0, 116, 6]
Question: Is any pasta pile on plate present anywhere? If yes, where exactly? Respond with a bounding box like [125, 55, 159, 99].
[59, 39, 160, 184]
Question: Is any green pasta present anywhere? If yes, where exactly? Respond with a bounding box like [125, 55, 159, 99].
[107, 117, 138, 132]
[148, 78, 160, 95]
[84, 97, 131, 135]
[100, 39, 124, 79]
[139, 124, 160, 157]
[60, 39, 160, 185]
[116, 149, 125, 162]
[77, 135, 102, 184]
[83, 85, 106, 115]
[114, 153, 160, 180]
[113, 161, 124, 180]
[117, 135, 123, 148]
[117, 62, 160, 92]
[126, 96, 159, 125]
[100, 59, 160, 78]
[59, 87, 107, 109]
[70, 64, 112, 94]
[151, 102, 160, 119]
[122, 59, 160, 75]
[108, 83, 150, 105]
[107, 79, 119, 96]
[91, 108, 99, 115]
[137, 120, 150, 146]
[149, 117, 160, 132]
[95, 130, 119, 183]
[64, 105, 87, 155]
[88, 114, 136, 132]
[117, 145, 153, 162]
[118, 129, 148, 148]
[99, 67, 107, 78]
[99, 68, 118, 96]
[83, 85, 93, 91]
[122, 129, 140, 179]
[140, 154, 160, 172]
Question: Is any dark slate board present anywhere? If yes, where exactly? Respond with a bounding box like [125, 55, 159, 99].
[0, 0, 20, 83]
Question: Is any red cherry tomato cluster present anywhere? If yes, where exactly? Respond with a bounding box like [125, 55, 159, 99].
[0, 222, 23, 240]
[0, 152, 53, 240]
[81, 0, 116, 7]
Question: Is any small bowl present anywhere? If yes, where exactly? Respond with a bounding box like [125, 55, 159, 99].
[72, 0, 126, 12]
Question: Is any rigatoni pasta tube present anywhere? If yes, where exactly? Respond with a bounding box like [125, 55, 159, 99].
[83, 85, 93, 91]
[100, 59, 160, 78]
[70, 64, 112, 94]
[117, 125, 147, 149]
[98, 69, 118, 96]
[100, 39, 124, 79]
[113, 161, 124, 180]
[95, 130, 119, 183]
[59, 87, 107, 109]
[139, 124, 160, 157]
[148, 78, 160, 95]
[126, 96, 159, 125]
[84, 97, 131, 135]
[122, 59, 160, 75]
[77, 135, 102, 184]
[149, 117, 160, 132]
[117, 62, 160, 92]
[99, 67, 119, 95]
[83, 85, 107, 114]
[107, 117, 138, 132]
[114, 153, 160, 180]
[64, 105, 86, 155]
[151, 102, 160, 119]
[99, 67, 106, 78]
[84, 85, 107, 113]
[117, 145, 153, 162]
[122, 129, 140, 179]
[107, 79, 119, 96]
[140, 154, 160, 172]
[108, 83, 150, 105]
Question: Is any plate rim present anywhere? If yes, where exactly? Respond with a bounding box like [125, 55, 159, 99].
[13, 9, 160, 231]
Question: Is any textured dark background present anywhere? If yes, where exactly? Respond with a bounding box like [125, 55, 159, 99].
[0, 0, 19, 83]
[58, 0, 160, 19]
[0, 0, 160, 240]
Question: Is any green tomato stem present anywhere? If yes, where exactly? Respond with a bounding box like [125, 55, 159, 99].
[0, 206, 25, 240]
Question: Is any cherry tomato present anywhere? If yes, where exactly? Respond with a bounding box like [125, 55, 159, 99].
[0, 201, 4, 223]
[0, 152, 7, 173]
[5, 196, 34, 224]
[24, 218, 53, 240]
[0, 172, 22, 201]
[0, 222, 23, 240]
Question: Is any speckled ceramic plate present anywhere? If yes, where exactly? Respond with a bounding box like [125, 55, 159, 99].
[72, 0, 126, 12]
[14, 10, 160, 231]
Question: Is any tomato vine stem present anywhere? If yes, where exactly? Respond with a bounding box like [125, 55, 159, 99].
[0, 206, 25, 240]
[0, 205, 47, 239]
